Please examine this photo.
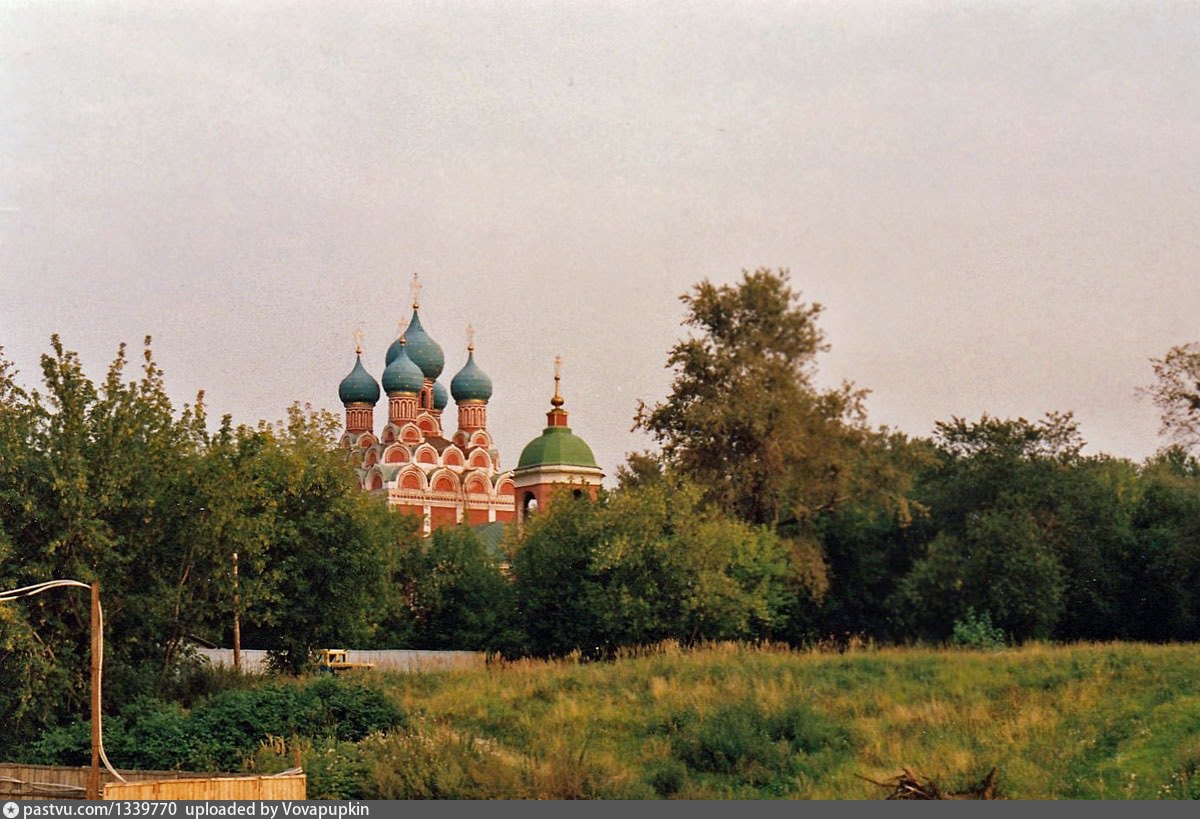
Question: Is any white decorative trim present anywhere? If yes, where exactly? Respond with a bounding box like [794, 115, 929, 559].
[512, 463, 605, 489]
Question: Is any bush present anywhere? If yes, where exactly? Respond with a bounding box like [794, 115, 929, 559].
[951, 608, 1007, 650]
[665, 702, 852, 788]
[21, 677, 405, 773]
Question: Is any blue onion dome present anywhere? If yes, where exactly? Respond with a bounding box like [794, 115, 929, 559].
[381, 339, 425, 395]
[338, 354, 380, 405]
[385, 334, 404, 367]
[403, 309, 444, 380]
[451, 348, 493, 402]
[432, 380, 449, 411]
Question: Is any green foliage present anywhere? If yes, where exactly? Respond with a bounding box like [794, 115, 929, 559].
[664, 701, 850, 788]
[950, 608, 1007, 650]
[634, 269, 892, 537]
[408, 526, 523, 654]
[0, 336, 412, 742]
[512, 479, 794, 656]
[22, 677, 404, 773]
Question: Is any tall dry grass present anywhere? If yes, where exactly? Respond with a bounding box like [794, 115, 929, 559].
[346, 642, 1200, 799]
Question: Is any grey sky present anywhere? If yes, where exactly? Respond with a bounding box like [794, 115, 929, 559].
[2, 1, 1197, 480]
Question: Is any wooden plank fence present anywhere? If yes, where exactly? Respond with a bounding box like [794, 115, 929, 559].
[104, 774, 305, 800]
[0, 764, 303, 801]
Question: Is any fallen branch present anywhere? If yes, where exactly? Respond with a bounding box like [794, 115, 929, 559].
[858, 767, 999, 800]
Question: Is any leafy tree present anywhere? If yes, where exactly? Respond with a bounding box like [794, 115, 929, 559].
[1124, 450, 1200, 641]
[635, 269, 874, 534]
[512, 477, 794, 656]
[409, 526, 523, 654]
[893, 413, 1082, 642]
[0, 336, 416, 745]
[511, 490, 605, 657]
[810, 432, 935, 644]
[1143, 342, 1200, 452]
[227, 404, 411, 673]
[896, 508, 1063, 641]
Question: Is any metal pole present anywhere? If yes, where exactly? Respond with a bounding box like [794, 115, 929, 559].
[87, 581, 101, 800]
[232, 552, 241, 672]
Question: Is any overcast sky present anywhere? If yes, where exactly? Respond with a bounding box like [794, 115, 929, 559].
[2, 1, 1197, 480]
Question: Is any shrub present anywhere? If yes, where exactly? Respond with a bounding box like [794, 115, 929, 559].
[951, 608, 1008, 650]
[20, 677, 404, 773]
[666, 701, 852, 788]
[648, 758, 687, 797]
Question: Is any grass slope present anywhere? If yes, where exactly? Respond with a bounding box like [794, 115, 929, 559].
[346, 642, 1200, 799]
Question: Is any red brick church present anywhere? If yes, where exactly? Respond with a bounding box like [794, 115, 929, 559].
[337, 275, 603, 534]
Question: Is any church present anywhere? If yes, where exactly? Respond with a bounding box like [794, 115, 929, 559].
[337, 275, 604, 534]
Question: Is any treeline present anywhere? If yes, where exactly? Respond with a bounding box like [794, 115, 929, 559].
[2, 270, 1200, 756]
[0, 337, 419, 752]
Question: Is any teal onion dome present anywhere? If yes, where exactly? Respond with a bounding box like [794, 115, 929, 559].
[385, 335, 404, 367]
[517, 427, 599, 469]
[450, 349, 493, 402]
[403, 309, 444, 380]
[381, 341, 425, 395]
[432, 380, 449, 411]
[339, 355, 380, 405]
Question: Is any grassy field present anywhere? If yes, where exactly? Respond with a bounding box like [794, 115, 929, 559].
[258, 642, 1200, 799]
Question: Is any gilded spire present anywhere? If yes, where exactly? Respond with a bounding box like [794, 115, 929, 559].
[551, 355, 564, 408]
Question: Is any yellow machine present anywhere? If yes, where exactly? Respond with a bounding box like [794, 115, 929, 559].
[318, 648, 375, 673]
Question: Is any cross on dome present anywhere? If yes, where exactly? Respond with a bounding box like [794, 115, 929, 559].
[466, 324, 476, 351]
[410, 273, 423, 309]
[353, 328, 364, 355]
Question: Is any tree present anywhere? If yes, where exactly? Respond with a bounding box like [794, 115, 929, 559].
[892, 413, 1084, 642]
[511, 477, 795, 656]
[1124, 450, 1200, 641]
[1143, 342, 1200, 452]
[409, 526, 523, 654]
[635, 269, 874, 534]
[226, 404, 410, 673]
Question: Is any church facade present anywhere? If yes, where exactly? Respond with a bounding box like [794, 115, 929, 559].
[337, 276, 603, 533]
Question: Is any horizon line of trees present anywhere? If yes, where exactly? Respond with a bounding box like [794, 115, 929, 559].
[3, 270, 1200, 755]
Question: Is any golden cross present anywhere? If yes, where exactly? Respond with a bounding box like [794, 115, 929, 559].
[353, 328, 364, 355]
[410, 273, 422, 308]
[466, 324, 475, 350]
[397, 319, 407, 340]
[554, 355, 562, 380]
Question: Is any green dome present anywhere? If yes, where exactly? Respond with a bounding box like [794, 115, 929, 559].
[403, 309, 444, 380]
[450, 350, 493, 402]
[432, 380, 449, 410]
[517, 426, 599, 469]
[381, 343, 424, 395]
[338, 355, 380, 405]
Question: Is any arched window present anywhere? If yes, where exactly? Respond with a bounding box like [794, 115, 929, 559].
[522, 492, 538, 521]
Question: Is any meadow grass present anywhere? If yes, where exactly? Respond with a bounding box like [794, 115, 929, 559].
[273, 642, 1200, 799]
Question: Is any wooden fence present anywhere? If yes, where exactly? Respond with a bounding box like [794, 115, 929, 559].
[104, 774, 305, 800]
[0, 764, 304, 801]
